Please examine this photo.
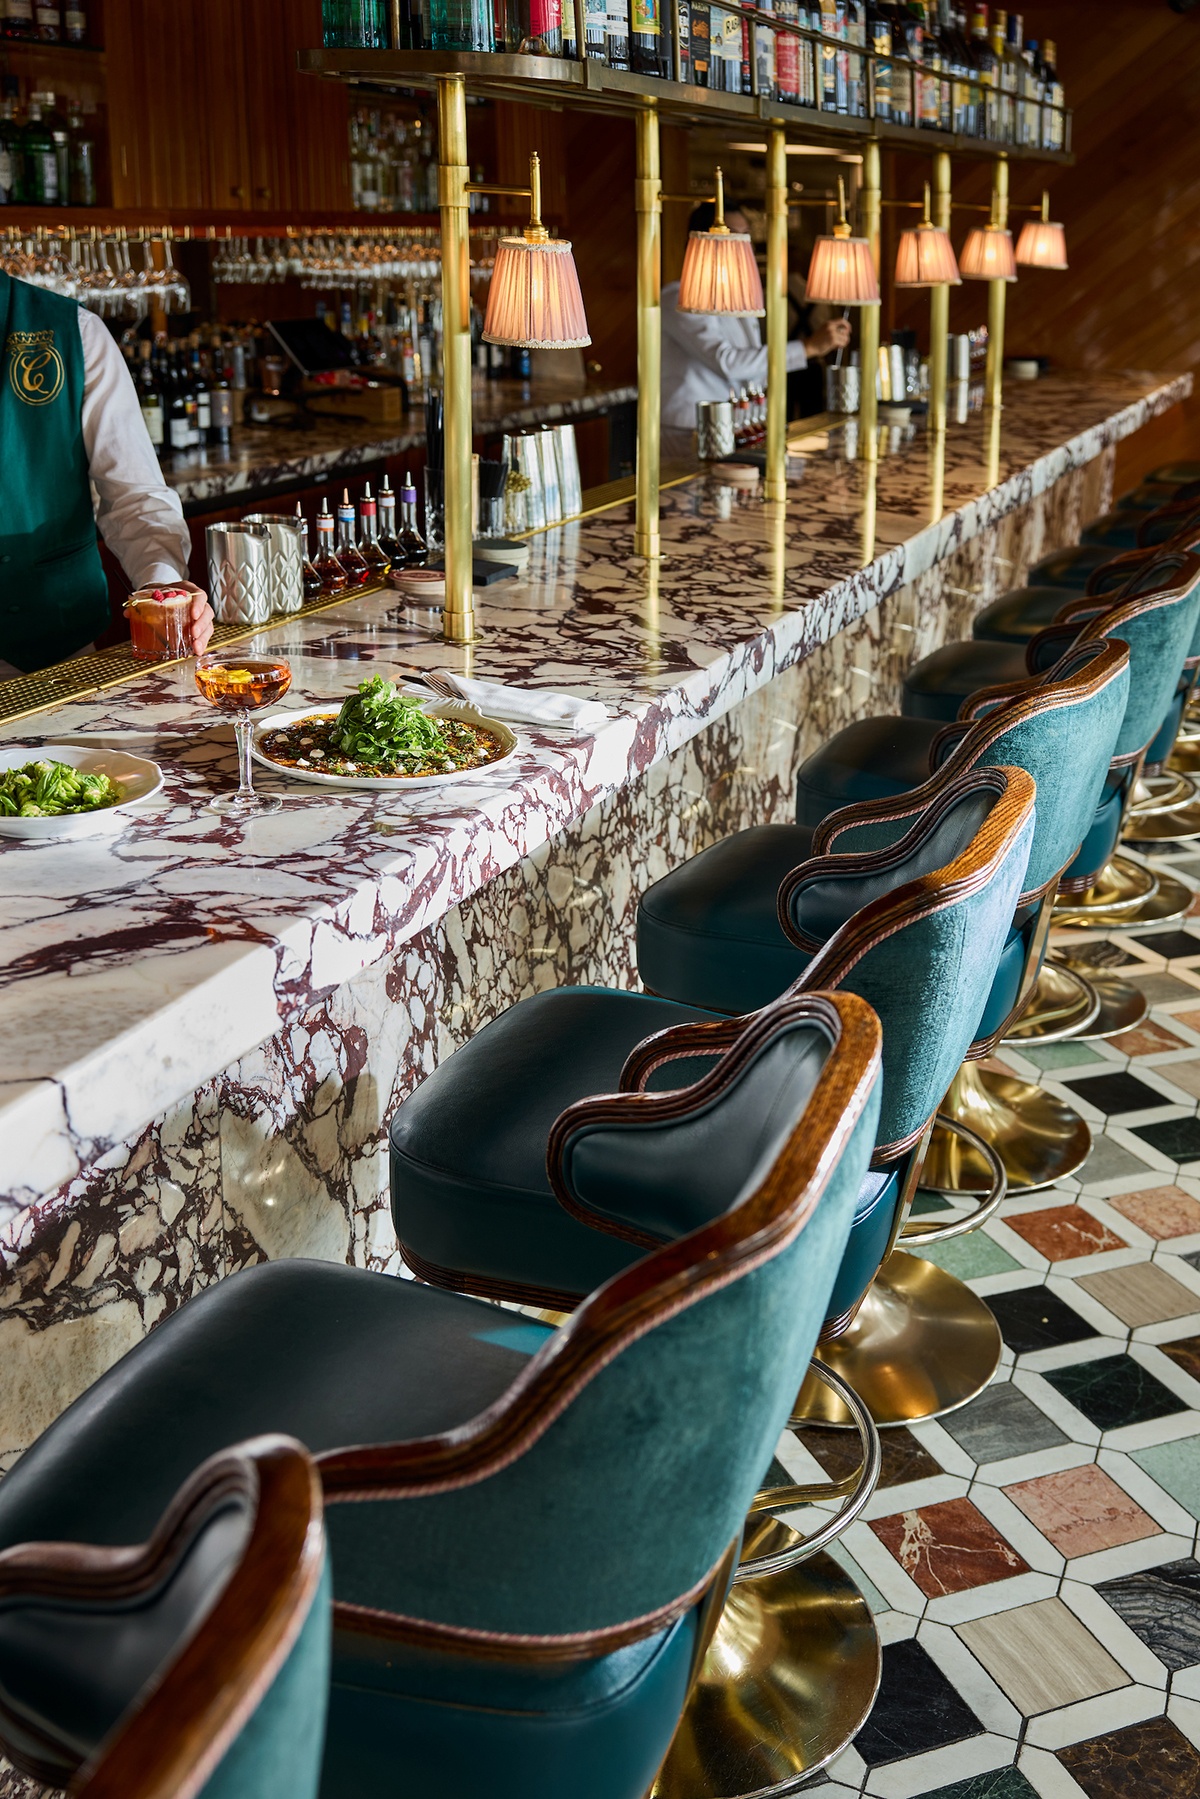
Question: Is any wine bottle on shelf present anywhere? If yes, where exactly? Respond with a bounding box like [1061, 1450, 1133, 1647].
[971, 3, 997, 137]
[313, 500, 350, 595]
[774, 0, 799, 100]
[629, 0, 664, 75]
[675, 0, 690, 80]
[0, 79, 23, 204]
[63, 0, 85, 41]
[357, 483, 392, 578]
[1, 0, 34, 41]
[820, 1, 846, 113]
[585, 0, 607, 55]
[33, 0, 60, 41]
[322, 0, 389, 46]
[1041, 38, 1063, 149]
[865, 0, 891, 119]
[688, 0, 711, 83]
[515, 0, 563, 55]
[335, 488, 372, 585]
[606, 0, 629, 67]
[137, 341, 164, 457]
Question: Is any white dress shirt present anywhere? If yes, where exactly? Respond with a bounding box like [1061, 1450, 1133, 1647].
[78, 308, 193, 590]
[660, 279, 808, 437]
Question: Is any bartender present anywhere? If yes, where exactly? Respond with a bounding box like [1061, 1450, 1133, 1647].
[0, 268, 213, 676]
[661, 195, 852, 458]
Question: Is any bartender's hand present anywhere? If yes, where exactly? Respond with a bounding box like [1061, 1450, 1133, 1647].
[803, 318, 853, 359]
[178, 582, 215, 656]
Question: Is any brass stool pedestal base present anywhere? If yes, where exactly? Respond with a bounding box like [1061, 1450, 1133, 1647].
[1049, 950, 1149, 1039]
[924, 1064, 1092, 1193]
[1003, 958, 1100, 1044]
[792, 1251, 1002, 1427]
[1123, 797, 1200, 844]
[652, 1536, 880, 1798]
[1055, 856, 1191, 932]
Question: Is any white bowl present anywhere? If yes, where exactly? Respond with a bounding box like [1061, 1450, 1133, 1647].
[251, 698, 519, 791]
[0, 744, 164, 840]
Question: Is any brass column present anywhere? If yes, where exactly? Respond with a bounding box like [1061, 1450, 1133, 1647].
[985, 152, 1008, 414]
[437, 75, 476, 643]
[765, 125, 788, 503]
[928, 150, 951, 441]
[858, 139, 881, 462]
[635, 104, 662, 560]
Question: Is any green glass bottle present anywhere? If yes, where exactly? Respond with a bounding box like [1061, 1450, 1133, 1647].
[21, 95, 58, 205]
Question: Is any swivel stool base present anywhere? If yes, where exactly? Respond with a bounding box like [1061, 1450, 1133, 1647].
[791, 1251, 1003, 1428]
[923, 1065, 1092, 1193]
[653, 1530, 880, 1799]
[1123, 795, 1200, 845]
[1053, 855, 1192, 931]
[1003, 955, 1148, 1043]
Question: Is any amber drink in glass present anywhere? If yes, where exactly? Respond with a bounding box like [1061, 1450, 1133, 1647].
[195, 652, 292, 816]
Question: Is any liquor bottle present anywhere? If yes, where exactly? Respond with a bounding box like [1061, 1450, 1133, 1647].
[2, 0, 34, 40]
[335, 488, 372, 585]
[322, 0, 389, 46]
[990, 7, 1011, 138]
[866, 0, 892, 119]
[971, 4, 996, 137]
[137, 341, 164, 456]
[515, 0, 563, 54]
[606, 0, 629, 67]
[63, 0, 85, 40]
[585, 0, 606, 54]
[313, 501, 349, 595]
[754, 0, 776, 97]
[208, 337, 233, 450]
[688, 0, 710, 80]
[19, 97, 56, 204]
[296, 509, 324, 600]
[676, 0, 690, 79]
[562, 0, 576, 56]
[774, 0, 798, 99]
[1041, 38, 1063, 149]
[396, 473, 428, 566]
[66, 107, 97, 205]
[357, 483, 392, 578]
[376, 477, 403, 565]
[891, 0, 920, 126]
[1003, 10, 1024, 140]
[0, 80, 22, 204]
[33, 0, 60, 39]
[844, 0, 865, 115]
[1019, 30, 1041, 146]
[708, 3, 740, 89]
[165, 353, 189, 455]
[630, 0, 665, 76]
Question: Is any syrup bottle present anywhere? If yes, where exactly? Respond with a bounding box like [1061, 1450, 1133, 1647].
[335, 488, 372, 586]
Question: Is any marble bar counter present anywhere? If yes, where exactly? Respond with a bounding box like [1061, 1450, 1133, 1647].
[161, 376, 638, 512]
[0, 369, 1188, 1467]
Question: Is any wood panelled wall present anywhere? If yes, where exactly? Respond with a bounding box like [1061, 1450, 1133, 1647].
[888, 3, 1200, 490]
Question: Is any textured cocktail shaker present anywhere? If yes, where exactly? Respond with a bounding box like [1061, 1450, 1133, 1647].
[242, 513, 304, 616]
[205, 522, 271, 626]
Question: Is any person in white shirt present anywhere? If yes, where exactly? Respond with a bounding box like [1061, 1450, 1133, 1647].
[0, 269, 213, 675]
[660, 197, 851, 459]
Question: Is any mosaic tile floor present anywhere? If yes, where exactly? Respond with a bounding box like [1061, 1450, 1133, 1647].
[782, 848, 1200, 1799]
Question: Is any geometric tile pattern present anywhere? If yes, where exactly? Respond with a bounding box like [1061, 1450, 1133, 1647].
[785, 899, 1200, 1796]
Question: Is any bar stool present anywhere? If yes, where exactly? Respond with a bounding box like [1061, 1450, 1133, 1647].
[902, 549, 1200, 935]
[0, 992, 882, 1799]
[789, 637, 1129, 1190]
[979, 496, 1200, 626]
[0, 1435, 329, 1799]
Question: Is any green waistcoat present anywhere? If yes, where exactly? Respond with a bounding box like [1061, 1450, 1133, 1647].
[0, 273, 111, 673]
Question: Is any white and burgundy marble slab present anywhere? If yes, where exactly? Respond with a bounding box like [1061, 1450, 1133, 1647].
[0, 371, 1187, 1229]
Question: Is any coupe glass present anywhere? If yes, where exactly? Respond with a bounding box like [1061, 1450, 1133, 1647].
[195, 652, 292, 816]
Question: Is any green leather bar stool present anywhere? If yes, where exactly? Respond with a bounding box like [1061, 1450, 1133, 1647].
[1077, 478, 1200, 552]
[0, 1435, 330, 1799]
[902, 549, 1200, 934]
[0, 991, 882, 1799]
[980, 496, 1200, 629]
[789, 638, 1129, 1192]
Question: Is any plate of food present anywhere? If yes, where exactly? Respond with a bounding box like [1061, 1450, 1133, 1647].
[0, 745, 164, 839]
[251, 675, 518, 791]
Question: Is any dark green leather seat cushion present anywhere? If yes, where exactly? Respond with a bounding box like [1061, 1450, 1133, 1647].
[1081, 510, 1141, 550]
[388, 986, 716, 1294]
[637, 825, 816, 1015]
[1146, 683, 1188, 768]
[1063, 770, 1126, 885]
[1027, 545, 1118, 590]
[823, 1167, 899, 1323]
[972, 586, 1069, 644]
[0, 1261, 698, 1799]
[901, 641, 1028, 723]
[794, 717, 941, 830]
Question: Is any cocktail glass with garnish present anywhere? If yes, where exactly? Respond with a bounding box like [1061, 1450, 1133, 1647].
[195, 651, 292, 816]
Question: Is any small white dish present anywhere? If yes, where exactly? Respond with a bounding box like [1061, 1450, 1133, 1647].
[0, 744, 164, 840]
[251, 699, 519, 791]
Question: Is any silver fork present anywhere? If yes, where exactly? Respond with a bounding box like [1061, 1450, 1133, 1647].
[393, 665, 460, 701]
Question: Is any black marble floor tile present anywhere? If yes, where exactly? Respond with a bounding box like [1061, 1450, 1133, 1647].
[1132, 931, 1200, 961]
[1184, 1249, 1200, 1275]
[1064, 942, 1140, 969]
[917, 1771, 1039, 1799]
[986, 1285, 1100, 1354]
[1097, 1559, 1200, 1671]
[800, 1423, 942, 1489]
[854, 1638, 985, 1768]
[938, 1380, 1069, 1461]
[1062, 1071, 1171, 1116]
[1131, 1115, 1200, 1163]
[1042, 1354, 1189, 1432]
[1057, 1716, 1200, 1798]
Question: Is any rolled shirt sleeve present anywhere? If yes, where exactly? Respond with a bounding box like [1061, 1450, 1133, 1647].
[78, 310, 193, 591]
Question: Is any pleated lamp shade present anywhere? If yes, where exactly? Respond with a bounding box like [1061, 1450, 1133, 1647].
[1015, 217, 1068, 270]
[805, 234, 880, 305]
[894, 222, 961, 288]
[959, 225, 1018, 282]
[678, 231, 765, 316]
[482, 236, 591, 349]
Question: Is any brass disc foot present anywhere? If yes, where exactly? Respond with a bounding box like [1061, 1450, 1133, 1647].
[923, 1063, 1092, 1193]
[1130, 770, 1199, 815]
[1003, 958, 1101, 1044]
[1056, 863, 1193, 931]
[652, 1536, 880, 1798]
[1049, 950, 1149, 1039]
[1053, 854, 1158, 927]
[791, 1251, 1002, 1427]
[1123, 797, 1200, 843]
[1169, 737, 1200, 774]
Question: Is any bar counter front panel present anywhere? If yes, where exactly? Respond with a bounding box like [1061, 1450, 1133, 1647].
[0, 371, 1188, 1469]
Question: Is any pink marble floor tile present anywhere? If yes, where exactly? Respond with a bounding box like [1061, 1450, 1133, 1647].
[1004, 1462, 1162, 1558]
[870, 1496, 1030, 1597]
[1005, 1205, 1127, 1262]
[1106, 1185, 1200, 1240]
[1109, 1021, 1190, 1058]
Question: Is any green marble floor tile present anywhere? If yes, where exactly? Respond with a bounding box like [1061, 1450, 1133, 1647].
[1020, 1041, 1107, 1070]
[1131, 1432, 1200, 1519]
[913, 1235, 1020, 1280]
[914, 1768, 1036, 1799]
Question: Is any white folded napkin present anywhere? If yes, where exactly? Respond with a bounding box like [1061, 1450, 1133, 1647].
[434, 671, 610, 731]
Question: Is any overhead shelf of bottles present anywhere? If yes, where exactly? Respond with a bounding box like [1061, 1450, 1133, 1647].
[297, 32, 1073, 165]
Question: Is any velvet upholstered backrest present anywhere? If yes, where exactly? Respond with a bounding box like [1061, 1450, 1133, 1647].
[0, 1438, 329, 1799]
[775, 767, 1035, 1155]
[1088, 527, 1200, 661]
[318, 993, 882, 1644]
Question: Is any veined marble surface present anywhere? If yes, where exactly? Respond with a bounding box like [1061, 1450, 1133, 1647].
[163, 377, 637, 510]
[0, 372, 1187, 1226]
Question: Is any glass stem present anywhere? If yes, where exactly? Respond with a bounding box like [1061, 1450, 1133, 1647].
[235, 710, 256, 798]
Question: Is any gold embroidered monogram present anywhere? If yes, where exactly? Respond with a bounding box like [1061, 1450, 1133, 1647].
[6, 329, 65, 406]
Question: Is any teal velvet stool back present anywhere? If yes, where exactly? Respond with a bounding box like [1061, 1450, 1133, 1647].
[772, 767, 1035, 1157]
[0, 1436, 330, 1799]
[319, 992, 882, 1640]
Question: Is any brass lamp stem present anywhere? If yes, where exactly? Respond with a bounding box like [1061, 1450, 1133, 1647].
[710, 165, 729, 235]
[833, 174, 851, 239]
[921, 180, 933, 229]
[525, 152, 547, 242]
[1042, 188, 1050, 223]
